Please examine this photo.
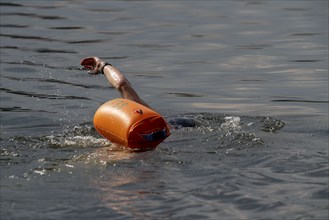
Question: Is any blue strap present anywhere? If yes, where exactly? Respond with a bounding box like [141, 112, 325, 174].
[142, 129, 167, 142]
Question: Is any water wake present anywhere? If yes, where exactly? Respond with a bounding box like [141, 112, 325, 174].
[1, 113, 285, 171]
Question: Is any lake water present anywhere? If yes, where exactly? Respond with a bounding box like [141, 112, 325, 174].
[0, 1, 328, 220]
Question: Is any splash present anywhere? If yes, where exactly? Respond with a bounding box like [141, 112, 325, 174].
[3, 114, 285, 170]
[42, 124, 110, 149]
[168, 113, 284, 154]
[220, 116, 242, 131]
[45, 134, 108, 148]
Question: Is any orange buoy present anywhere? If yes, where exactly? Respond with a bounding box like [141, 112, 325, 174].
[94, 98, 170, 150]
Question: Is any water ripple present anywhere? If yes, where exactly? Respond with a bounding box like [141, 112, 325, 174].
[0, 88, 91, 100]
[0, 33, 58, 42]
[290, 59, 323, 63]
[1, 12, 66, 20]
[0, 106, 53, 113]
[2, 60, 83, 71]
[237, 44, 272, 50]
[0, 24, 29, 28]
[0, 2, 22, 7]
[66, 39, 107, 44]
[122, 43, 175, 49]
[166, 92, 203, 98]
[290, 33, 322, 36]
[2, 76, 109, 90]
[1, 45, 76, 54]
[0, 34, 103, 45]
[49, 26, 85, 30]
[272, 99, 328, 104]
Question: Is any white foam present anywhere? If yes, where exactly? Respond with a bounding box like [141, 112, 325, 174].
[46, 135, 109, 148]
[221, 116, 242, 131]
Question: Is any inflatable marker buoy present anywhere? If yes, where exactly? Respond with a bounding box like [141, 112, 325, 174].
[94, 98, 170, 151]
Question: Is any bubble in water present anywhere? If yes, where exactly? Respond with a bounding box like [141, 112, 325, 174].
[261, 117, 285, 132]
[34, 169, 47, 175]
[221, 116, 242, 131]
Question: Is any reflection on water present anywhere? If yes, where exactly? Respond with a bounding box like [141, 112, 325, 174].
[0, 0, 328, 219]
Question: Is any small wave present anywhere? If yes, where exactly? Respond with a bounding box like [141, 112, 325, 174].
[1, 60, 103, 73]
[0, 87, 91, 100]
[221, 116, 242, 131]
[1, 124, 112, 174]
[0, 24, 29, 28]
[271, 99, 328, 104]
[2, 75, 107, 90]
[49, 26, 85, 30]
[0, 106, 51, 113]
[1, 12, 66, 20]
[0, 33, 58, 42]
[66, 39, 107, 44]
[167, 92, 204, 98]
[7, 124, 109, 149]
[3, 114, 285, 167]
[122, 43, 175, 49]
[6, 114, 284, 150]
[43, 124, 109, 149]
[0, 2, 22, 7]
[167, 113, 284, 153]
[260, 117, 285, 132]
[1, 45, 76, 54]
[45, 135, 109, 149]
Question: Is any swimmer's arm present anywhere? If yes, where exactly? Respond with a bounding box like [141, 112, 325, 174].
[80, 56, 152, 109]
[103, 65, 152, 109]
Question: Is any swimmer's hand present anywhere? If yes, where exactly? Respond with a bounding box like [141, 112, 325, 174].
[80, 57, 107, 75]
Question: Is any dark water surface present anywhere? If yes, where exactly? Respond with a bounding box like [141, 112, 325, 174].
[0, 1, 328, 220]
